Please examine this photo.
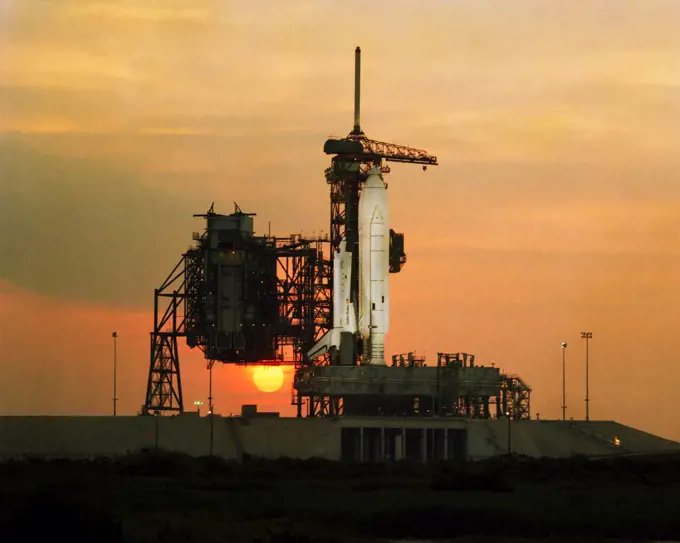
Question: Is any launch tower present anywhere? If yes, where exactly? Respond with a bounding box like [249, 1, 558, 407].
[141, 48, 531, 422]
[292, 49, 529, 419]
[143, 204, 329, 414]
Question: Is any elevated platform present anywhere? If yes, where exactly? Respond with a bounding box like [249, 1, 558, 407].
[295, 364, 501, 398]
[294, 355, 516, 418]
[0, 416, 677, 462]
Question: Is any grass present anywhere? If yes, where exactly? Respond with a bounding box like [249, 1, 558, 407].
[0, 451, 678, 542]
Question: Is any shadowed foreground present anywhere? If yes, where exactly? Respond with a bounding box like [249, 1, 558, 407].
[0, 451, 678, 542]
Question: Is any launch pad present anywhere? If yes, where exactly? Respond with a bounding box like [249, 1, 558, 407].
[142, 47, 532, 421]
[295, 355, 503, 418]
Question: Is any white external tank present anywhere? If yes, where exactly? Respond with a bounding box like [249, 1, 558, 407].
[358, 166, 390, 364]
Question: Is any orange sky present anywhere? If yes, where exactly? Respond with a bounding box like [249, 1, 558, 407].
[0, 1, 679, 440]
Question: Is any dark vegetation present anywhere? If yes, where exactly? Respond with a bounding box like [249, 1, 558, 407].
[1, 451, 679, 542]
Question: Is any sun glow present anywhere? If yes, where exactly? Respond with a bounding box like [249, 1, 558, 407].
[252, 366, 285, 393]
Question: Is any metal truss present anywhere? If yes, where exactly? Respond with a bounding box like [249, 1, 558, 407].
[143, 249, 198, 414]
[308, 395, 343, 417]
[326, 159, 363, 257]
[143, 212, 330, 415]
[290, 158, 362, 417]
[346, 133, 438, 165]
[289, 238, 332, 416]
[146, 334, 183, 413]
[273, 236, 317, 342]
[292, 45, 439, 417]
[500, 374, 532, 420]
[297, 133, 437, 417]
[450, 396, 493, 419]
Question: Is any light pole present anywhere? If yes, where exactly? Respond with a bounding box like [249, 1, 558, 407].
[581, 332, 592, 421]
[507, 411, 512, 454]
[208, 361, 214, 457]
[561, 342, 567, 421]
[208, 361, 214, 415]
[112, 332, 118, 416]
[194, 400, 203, 416]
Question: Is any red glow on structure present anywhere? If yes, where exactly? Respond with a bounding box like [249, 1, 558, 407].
[236, 360, 297, 367]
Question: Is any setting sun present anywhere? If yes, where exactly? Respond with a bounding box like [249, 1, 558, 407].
[252, 366, 285, 393]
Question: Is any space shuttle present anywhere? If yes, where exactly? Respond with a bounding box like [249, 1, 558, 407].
[307, 166, 390, 365]
[307, 47, 434, 366]
[307, 46, 391, 366]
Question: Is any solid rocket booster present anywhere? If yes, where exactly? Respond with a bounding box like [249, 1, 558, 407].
[306, 240, 357, 361]
[358, 166, 390, 365]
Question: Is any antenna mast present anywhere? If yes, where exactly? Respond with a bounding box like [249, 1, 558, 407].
[352, 46, 362, 135]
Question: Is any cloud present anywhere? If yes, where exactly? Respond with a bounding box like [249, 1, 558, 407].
[0, 84, 123, 133]
[2, 0, 678, 169]
[0, 139, 204, 307]
[68, 2, 213, 23]
[0, 131, 334, 308]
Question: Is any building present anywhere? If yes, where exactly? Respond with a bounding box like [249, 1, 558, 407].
[1, 413, 678, 461]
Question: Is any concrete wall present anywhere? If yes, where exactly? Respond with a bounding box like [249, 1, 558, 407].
[0, 415, 677, 461]
[466, 419, 680, 459]
[0, 415, 341, 461]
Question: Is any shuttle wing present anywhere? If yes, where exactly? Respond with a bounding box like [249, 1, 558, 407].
[307, 329, 336, 360]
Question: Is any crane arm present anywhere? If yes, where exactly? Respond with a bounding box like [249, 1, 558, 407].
[325, 46, 438, 167]
[324, 134, 438, 166]
[354, 135, 438, 165]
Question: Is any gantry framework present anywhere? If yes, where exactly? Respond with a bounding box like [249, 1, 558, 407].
[143, 206, 331, 415]
[294, 350, 532, 419]
[142, 46, 534, 421]
[293, 47, 438, 417]
[500, 374, 532, 420]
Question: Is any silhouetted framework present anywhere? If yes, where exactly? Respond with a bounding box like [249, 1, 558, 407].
[143, 205, 330, 415]
[144, 250, 200, 413]
[499, 375, 532, 420]
[290, 254, 334, 417]
[292, 47, 439, 417]
[296, 145, 435, 417]
[143, 47, 536, 421]
[294, 350, 533, 420]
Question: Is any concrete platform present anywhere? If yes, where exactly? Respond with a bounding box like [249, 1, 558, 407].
[0, 415, 677, 461]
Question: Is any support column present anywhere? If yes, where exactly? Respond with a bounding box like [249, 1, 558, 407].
[444, 428, 449, 460]
[421, 428, 427, 463]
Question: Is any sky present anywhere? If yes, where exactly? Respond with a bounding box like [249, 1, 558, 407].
[0, 0, 679, 440]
